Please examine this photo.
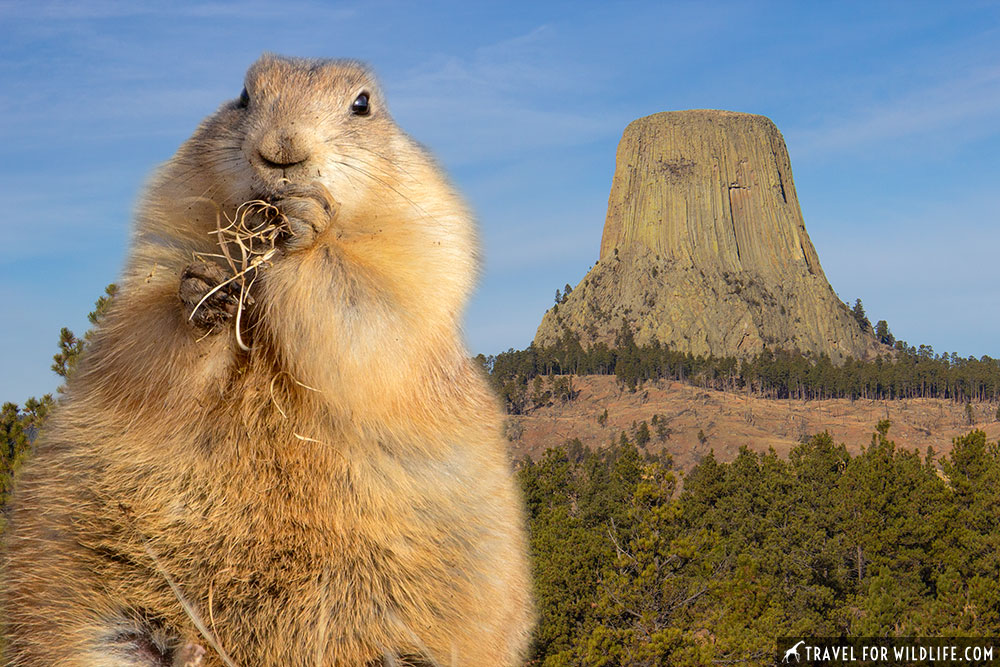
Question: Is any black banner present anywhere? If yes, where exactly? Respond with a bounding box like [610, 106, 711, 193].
[775, 638, 1000, 666]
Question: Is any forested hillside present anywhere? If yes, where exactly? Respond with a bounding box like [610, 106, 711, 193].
[519, 426, 1000, 665]
[482, 321, 1000, 413]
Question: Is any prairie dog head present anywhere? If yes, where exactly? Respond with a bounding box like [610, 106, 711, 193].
[136, 53, 478, 328]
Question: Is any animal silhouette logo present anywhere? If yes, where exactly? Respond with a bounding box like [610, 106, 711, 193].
[783, 640, 806, 663]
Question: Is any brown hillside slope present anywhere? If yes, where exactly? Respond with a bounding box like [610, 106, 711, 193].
[534, 110, 882, 363]
[507, 375, 1000, 473]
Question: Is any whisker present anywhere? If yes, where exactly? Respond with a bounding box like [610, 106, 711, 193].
[334, 159, 446, 229]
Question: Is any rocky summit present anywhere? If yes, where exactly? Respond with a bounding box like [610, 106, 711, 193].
[534, 110, 881, 363]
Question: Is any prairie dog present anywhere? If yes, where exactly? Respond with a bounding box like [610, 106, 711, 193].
[2, 54, 534, 666]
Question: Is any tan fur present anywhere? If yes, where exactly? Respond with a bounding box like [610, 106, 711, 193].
[2, 54, 534, 666]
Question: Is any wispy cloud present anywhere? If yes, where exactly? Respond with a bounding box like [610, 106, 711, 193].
[388, 25, 621, 165]
[789, 65, 1000, 158]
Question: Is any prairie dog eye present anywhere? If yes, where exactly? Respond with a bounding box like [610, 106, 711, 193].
[351, 92, 370, 116]
[238, 87, 250, 108]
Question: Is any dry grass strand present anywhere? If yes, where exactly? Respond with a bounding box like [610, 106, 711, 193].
[140, 542, 239, 667]
[189, 200, 291, 351]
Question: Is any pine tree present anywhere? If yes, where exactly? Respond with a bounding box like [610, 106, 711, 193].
[88, 283, 118, 325]
[655, 420, 671, 442]
[835, 421, 951, 633]
[938, 430, 1000, 633]
[635, 420, 651, 448]
[614, 318, 641, 391]
[578, 458, 702, 665]
[51, 283, 118, 391]
[851, 299, 871, 332]
[1, 395, 54, 514]
[875, 319, 895, 346]
[51, 327, 84, 381]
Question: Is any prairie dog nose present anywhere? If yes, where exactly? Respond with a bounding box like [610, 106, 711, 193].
[256, 127, 312, 168]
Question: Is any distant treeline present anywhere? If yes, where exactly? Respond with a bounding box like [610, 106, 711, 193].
[520, 425, 1000, 665]
[1, 286, 116, 519]
[478, 322, 1000, 413]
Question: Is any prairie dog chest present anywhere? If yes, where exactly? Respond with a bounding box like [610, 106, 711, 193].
[137, 430, 475, 560]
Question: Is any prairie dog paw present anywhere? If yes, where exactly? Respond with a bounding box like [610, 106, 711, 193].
[179, 260, 249, 333]
[173, 641, 206, 666]
[270, 181, 338, 251]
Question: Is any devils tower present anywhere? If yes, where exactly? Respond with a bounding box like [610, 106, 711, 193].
[534, 110, 880, 363]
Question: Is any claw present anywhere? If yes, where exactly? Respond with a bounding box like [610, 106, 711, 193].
[268, 181, 338, 251]
[179, 261, 243, 333]
[174, 641, 206, 666]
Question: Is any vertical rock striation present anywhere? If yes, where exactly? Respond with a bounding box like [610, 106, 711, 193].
[534, 110, 880, 362]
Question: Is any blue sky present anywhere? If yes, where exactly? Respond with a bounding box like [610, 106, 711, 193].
[2, 0, 999, 402]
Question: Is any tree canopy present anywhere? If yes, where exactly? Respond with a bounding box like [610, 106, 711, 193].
[519, 426, 1000, 665]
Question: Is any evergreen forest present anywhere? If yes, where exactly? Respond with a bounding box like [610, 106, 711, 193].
[479, 317, 1000, 414]
[518, 425, 1000, 664]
